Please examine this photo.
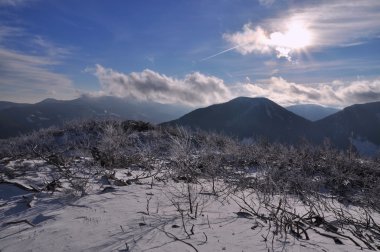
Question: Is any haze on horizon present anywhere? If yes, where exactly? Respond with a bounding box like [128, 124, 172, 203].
[0, 0, 380, 108]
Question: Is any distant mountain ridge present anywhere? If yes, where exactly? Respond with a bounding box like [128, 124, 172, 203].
[0, 96, 190, 139]
[163, 97, 380, 155]
[286, 104, 340, 121]
[0, 101, 29, 111]
[2, 96, 380, 156]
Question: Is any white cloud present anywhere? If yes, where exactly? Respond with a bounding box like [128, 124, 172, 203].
[224, 20, 312, 61]
[281, 0, 380, 47]
[89, 65, 380, 108]
[224, 0, 380, 60]
[338, 79, 380, 104]
[223, 25, 271, 55]
[234, 77, 380, 107]
[91, 65, 231, 107]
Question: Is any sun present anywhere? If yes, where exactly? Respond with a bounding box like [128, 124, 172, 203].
[269, 20, 313, 50]
[285, 21, 312, 49]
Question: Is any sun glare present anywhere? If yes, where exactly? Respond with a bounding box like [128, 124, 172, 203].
[269, 20, 312, 50]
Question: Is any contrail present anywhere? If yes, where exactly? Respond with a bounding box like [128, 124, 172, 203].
[200, 43, 245, 62]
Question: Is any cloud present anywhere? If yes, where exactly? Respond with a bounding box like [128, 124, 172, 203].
[224, 20, 312, 61]
[90, 65, 231, 107]
[258, 0, 276, 7]
[0, 26, 76, 103]
[339, 79, 380, 104]
[0, 48, 76, 103]
[33, 36, 72, 58]
[281, 0, 380, 47]
[0, 0, 30, 6]
[0, 26, 23, 41]
[89, 65, 380, 108]
[223, 0, 380, 60]
[223, 25, 271, 56]
[235, 77, 380, 107]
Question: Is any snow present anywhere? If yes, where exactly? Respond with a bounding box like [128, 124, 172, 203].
[0, 159, 379, 252]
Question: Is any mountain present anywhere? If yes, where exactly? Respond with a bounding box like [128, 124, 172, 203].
[163, 97, 380, 155]
[0, 101, 29, 111]
[0, 96, 191, 139]
[315, 101, 380, 155]
[3, 96, 380, 155]
[163, 97, 312, 144]
[286, 104, 340, 121]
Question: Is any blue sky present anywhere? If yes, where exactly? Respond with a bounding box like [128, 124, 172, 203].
[0, 0, 380, 107]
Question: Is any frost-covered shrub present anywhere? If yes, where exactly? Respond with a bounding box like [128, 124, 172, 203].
[1, 118, 379, 207]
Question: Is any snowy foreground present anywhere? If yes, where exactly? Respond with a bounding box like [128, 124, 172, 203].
[1, 159, 379, 252]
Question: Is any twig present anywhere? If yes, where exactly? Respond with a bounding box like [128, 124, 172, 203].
[179, 210, 191, 238]
[348, 229, 376, 250]
[157, 227, 199, 252]
[198, 232, 208, 245]
[311, 228, 363, 248]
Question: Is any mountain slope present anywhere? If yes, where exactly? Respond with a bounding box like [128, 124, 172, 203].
[0, 101, 29, 111]
[163, 97, 312, 144]
[286, 104, 340, 121]
[315, 101, 380, 155]
[0, 96, 190, 139]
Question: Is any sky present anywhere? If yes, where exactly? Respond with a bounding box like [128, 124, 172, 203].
[0, 0, 380, 108]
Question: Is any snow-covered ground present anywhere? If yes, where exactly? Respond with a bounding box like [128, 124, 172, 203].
[1, 159, 379, 252]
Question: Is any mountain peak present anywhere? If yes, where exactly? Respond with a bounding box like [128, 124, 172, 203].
[229, 96, 273, 104]
[163, 96, 311, 143]
[38, 98, 60, 104]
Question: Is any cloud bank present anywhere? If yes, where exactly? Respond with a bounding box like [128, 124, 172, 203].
[92, 65, 231, 107]
[91, 65, 380, 108]
[236, 77, 380, 107]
